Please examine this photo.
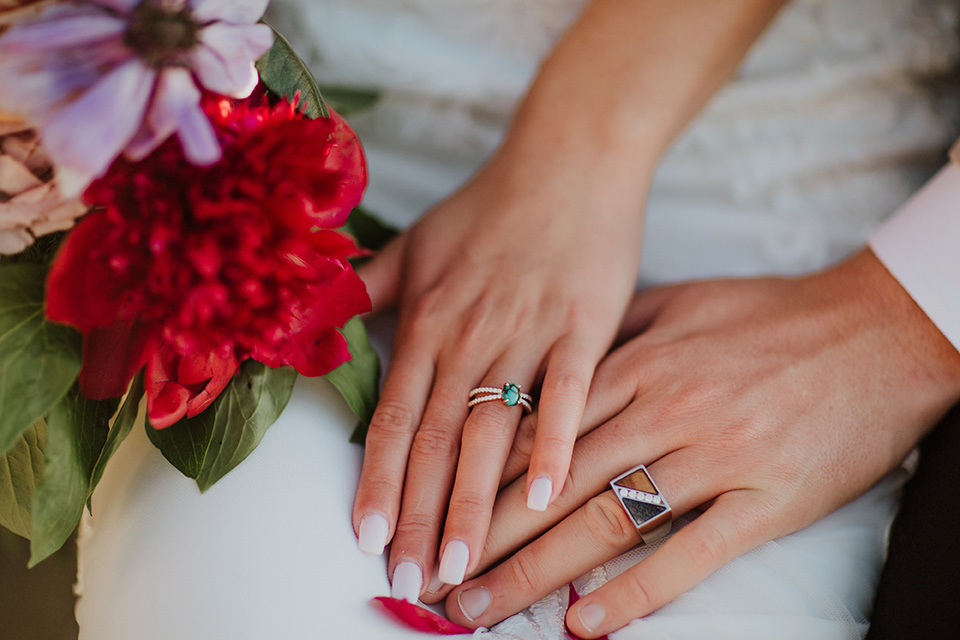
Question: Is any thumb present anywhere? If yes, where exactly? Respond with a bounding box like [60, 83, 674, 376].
[616, 283, 686, 343]
[356, 233, 407, 313]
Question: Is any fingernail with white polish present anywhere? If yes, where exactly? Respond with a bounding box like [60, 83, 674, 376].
[457, 587, 491, 622]
[358, 514, 389, 555]
[438, 540, 469, 585]
[527, 476, 553, 511]
[578, 602, 606, 633]
[391, 561, 423, 602]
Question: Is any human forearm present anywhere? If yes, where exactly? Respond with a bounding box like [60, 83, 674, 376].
[497, 0, 789, 200]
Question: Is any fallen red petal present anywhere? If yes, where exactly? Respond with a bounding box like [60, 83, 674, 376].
[566, 583, 609, 640]
[372, 597, 472, 635]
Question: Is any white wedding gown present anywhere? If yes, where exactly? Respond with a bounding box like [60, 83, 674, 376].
[75, 0, 959, 638]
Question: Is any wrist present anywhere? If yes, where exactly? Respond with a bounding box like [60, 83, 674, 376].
[826, 250, 960, 430]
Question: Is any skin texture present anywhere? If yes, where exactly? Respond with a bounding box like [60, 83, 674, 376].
[424, 249, 960, 636]
[352, 0, 790, 596]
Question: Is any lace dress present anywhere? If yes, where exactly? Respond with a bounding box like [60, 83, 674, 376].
[74, 1, 959, 639]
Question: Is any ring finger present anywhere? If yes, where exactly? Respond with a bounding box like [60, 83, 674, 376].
[442, 451, 717, 628]
[435, 346, 544, 586]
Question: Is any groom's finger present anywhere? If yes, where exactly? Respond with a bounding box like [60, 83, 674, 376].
[443, 453, 714, 629]
[566, 491, 765, 638]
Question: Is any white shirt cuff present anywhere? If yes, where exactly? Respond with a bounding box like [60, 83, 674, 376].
[870, 164, 960, 351]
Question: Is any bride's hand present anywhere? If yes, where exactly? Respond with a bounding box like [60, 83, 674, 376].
[351, 141, 647, 590]
[427, 249, 960, 636]
[350, 0, 789, 598]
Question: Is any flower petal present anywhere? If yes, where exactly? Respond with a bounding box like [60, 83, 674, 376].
[0, 36, 131, 122]
[41, 59, 156, 197]
[146, 346, 239, 429]
[371, 597, 472, 635]
[0, 228, 33, 254]
[0, 154, 42, 193]
[46, 211, 125, 330]
[127, 68, 221, 165]
[92, 0, 140, 12]
[190, 0, 269, 24]
[191, 22, 272, 98]
[0, 6, 125, 52]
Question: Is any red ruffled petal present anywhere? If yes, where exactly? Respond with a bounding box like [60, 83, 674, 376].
[146, 346, 239, 429]
[46, 211, 127, 332]
[371, 597, 472, 635]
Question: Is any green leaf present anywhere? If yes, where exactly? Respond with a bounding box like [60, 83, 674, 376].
[87, 371, 145, 504]
[0, 419, 45, 539]
[30, 389, 116, 566]
[316, 85, 381, 117]
[342, 206, 399, 253]
[256, 27, 328, 119]
[146, 361, 298, 492]
[326, 318, 381, 444]
[0, 264, 81, 457]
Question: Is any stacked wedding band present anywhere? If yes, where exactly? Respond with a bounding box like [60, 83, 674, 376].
[468, 383, 533, 413]
[610, 464, 672, 544]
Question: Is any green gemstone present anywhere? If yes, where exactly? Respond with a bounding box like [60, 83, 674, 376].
[501, 383, 521, 406]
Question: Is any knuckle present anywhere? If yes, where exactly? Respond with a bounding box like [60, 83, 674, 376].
[406, 290, 445, 337]
[621, 569, 658, 612]
[552, 460, 589, 511]
[359, 474, 402, 499]
[544, 371, 587, 404]
[369, 399, 419, 439]
[582, 494, 636, 548]
[396, 512, 438, 539]
[456, 297, 497, 351]
[451, 490, 491, 520]
[466, 406, 516, 443]
[691, 520, 730, 569]
[506, 552, 543, 593]
[410, 425, 460, 461]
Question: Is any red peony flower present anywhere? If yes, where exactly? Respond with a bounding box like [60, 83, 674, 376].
[46, 92, 370, 428]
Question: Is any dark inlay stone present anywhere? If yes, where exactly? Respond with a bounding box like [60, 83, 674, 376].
[622, 498, 666, 525]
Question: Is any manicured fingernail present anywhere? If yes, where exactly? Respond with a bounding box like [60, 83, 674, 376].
[426, 564, 445, 593]
[391, 561, 423, 602]
[438, 540, 469, 585]
[457, 587, 491, 622]
[358, 514, 388, 555]
[577, 602, 606, 633]
[527, 476, 553, 511]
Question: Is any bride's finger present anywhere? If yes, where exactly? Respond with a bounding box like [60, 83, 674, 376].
[437, 350, 542, 586]
[565, 491, 766, 638]
[443, 456, 715, 629]
[524, 335, 605, 511]
[352, 338, 435, 553]
[500, 346, 645, 488]
[386, 345, 502, 596]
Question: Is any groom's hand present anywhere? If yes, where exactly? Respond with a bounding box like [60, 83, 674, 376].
[424, 250, 960, 637]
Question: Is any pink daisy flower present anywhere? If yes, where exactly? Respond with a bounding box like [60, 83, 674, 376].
[0, 0, 274, 197]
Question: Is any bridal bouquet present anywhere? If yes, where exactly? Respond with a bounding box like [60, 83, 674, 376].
[0, 0, 387, 566]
